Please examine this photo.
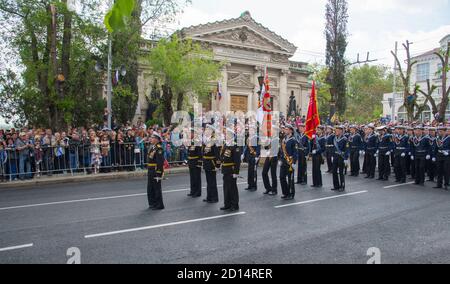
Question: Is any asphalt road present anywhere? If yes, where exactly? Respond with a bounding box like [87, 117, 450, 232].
[0, 165, 449, 264]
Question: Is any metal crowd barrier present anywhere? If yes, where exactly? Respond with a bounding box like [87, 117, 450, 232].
[0, 142, 189, 182]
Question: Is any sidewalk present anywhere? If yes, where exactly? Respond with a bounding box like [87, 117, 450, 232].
[0, 164, 248, 189]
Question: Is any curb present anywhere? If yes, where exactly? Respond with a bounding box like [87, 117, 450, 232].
[0, 164, 249, 189]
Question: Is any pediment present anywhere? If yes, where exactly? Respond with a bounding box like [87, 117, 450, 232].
[181, 11, 297, 56]
[228, 72, 255, 88]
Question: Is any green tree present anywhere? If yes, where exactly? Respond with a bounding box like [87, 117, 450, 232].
[325, 0, 349, 119]
[147, 34, 222, 125]
[308, 64, 331, 122]
[0, 0, 106, 128]
[345, 64, 393, 123]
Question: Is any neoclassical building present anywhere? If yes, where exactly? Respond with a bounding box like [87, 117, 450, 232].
[135, 11, 312, 121]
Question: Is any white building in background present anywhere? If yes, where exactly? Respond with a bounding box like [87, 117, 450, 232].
[382, 34, 450, 122]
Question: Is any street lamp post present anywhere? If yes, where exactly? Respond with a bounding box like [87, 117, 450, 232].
[106, 35, 113, 129]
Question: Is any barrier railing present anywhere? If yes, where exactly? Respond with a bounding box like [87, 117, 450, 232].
[0, 142, 189, 182]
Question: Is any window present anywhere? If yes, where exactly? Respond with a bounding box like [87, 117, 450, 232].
[416, 63, 430, 82]
[397, 106, 407, 121]
[437, 63, 443, 79]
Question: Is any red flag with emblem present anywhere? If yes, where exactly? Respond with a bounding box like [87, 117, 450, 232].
[305, 81, 320, 139]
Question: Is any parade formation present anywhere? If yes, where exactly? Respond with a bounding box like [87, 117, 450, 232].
[146, 120, 450, 211]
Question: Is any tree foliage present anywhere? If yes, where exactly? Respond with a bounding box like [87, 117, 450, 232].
[325, 0, 348, 119]
[147, 34, 222, 125]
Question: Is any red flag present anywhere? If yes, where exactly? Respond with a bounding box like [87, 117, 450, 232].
[305, 81, 320, 139]
[261, 68, 272, 137]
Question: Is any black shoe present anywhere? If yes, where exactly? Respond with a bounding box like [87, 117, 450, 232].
[377, 177, 384, 180]
[268, 191, 277, 196]
[208, 200, 219, 203]
[244, 188, 250, 191]
[295, 181, 301, 184]
[220, 207, 231, 211]
[281, 195, 288, 199]
[248, 188, 257, 192]
[203, 199, 209, 202]
[187, 193, 194, 197]
[263, 191, 270, 195]
[229, 207, 239, 212]
[364, 176, 370, 179]
[433, 186, 442, 189]
[331, 188, 339, 191]
[338, 188, 345, 192]
[301, 182, 307, 185]
[285, 195, 294, 200]
[192, 195, 201, 198]
[383, 177, 389, 181]
[152, 206, 165, 210]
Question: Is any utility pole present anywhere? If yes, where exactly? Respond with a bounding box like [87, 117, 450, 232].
[106, 0, 113, 129]
[392, 42, 398, 122]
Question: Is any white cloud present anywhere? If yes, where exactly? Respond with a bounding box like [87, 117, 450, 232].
[349, 0, 449, 15]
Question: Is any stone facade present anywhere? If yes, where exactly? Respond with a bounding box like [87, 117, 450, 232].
[135, 11, 311, 122]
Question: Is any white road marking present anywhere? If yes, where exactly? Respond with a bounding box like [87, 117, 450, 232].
[0, 182, 254, 211]
[85, 212, 246, 239]
[0, 243, 34, 252]
[274, 191, 368, 209]
[384, 182, 415, 189]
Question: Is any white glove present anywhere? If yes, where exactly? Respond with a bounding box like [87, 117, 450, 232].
[241, 154, 244, 161]
[385, 151, 391, 156]
[401, 153, 406, 158]
[426, 155, 431, 160]
[411, 156, 415, 161]
[312, 150, 317, 155]
[232, 174, 239, 179]
[444, 151, 449, 156]
[344, 160, 349, 167]
[292, 164, 297, 171]
[359, 151, 365, 155]
[432, 158, 436, 162]
[376, 150, 379, 155]
[278, 161, 282, 167]
[408, 152, 411, 156]
[374, 153, 378, 158]
[255, 157, 260, 163]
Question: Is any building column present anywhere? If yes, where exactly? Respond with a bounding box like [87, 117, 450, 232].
[279, 69, 289, 116]
[220, 65, 229, 113]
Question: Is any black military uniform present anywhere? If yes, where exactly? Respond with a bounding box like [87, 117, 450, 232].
[146, 133, 165, 210]
[202, 141, 220, 203]
[348, 126, 363, 176]
[325, 127, 335, 173]
[411, 127, 432, 185]
[332, 126, 349, 192]
[188, 144, 203, 197]
[295, 126, 310, 185]
[262, 145, 278, 196]
[243, 134, 260, 191]
[280, 126, 298, 200]
[434, 127, 449, 190]
[393, 126, 409, 183]
[220, 144, 241, 211]
[426, 128, 437, 182]
[407, 128, 416, 179]
[377, 127, 394, 181]
[364, 126, 378, 179]
[311, 130, 325, 187]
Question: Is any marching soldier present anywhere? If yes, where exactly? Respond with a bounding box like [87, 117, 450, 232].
[262, 138, 279, 196]
[325, 126, 335, 173]
[202, 126, 220, 203]
[393, 125, 409, 183]
[364, 124, 378, 179]
[411, 126, 432, 186]
[311, 126, 325, 188]
[187, 129, 203, 198]
[426, 127, 437, 182]
[146, 133, 165, 210]
[243, 126, 260, 192]
[331, 125, 349, 192]
[361, 125, 369, 175]
[376, 126, 394, 181]
[348, 125, 363, 176]
[280, 125, 298, 200]
[220, 130, 241, 212]
[433, 126, 449, 190]
[407, 127, 416, 179]
[295, 123, 310, 185]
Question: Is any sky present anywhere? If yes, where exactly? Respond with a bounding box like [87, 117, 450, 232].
[168, 0, 450, 65]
